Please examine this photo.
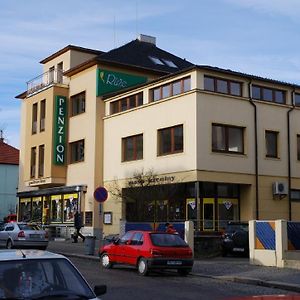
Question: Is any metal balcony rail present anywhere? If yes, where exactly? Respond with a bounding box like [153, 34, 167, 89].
[27, 69, 68, 95]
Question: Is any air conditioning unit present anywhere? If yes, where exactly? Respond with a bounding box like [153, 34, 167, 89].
[272, 182, 288, 196]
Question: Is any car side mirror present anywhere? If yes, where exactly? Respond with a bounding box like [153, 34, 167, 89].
[113, 238, 119, 245]
[125, 240, 131, 245]
[94, 285, 107, 296]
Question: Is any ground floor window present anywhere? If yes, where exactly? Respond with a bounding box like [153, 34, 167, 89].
[18, 192, 80, 225]
[124, 181, 240, 232]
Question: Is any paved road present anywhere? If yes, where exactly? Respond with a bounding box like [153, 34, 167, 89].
[47, 239, 300, 293]
[70, 256, 297, 300]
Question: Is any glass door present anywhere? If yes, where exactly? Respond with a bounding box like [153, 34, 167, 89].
[203, 198, 215, 231]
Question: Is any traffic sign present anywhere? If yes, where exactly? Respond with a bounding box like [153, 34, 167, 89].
[94, 186, 108, 203]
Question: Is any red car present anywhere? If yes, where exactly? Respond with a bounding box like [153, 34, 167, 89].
[99, 230, 193, 276]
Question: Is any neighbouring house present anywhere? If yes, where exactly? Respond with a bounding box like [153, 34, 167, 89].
[0, 135, 19, 220]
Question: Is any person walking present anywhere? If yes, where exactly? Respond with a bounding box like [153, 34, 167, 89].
[73, 211, 85, 243]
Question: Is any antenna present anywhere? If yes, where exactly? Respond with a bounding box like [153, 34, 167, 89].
[135, 1, 139, 38]
[0, 130, 4, 142]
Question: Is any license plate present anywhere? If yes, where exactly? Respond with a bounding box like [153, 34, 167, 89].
[233, 247, 245, 252]
[30, 234, 41, 238]
[167, 260, 182, 265]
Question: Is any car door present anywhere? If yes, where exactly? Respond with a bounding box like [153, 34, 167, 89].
[116, 231, 134, 264]
[2, 223, 15, 246]
[124, 232, 144, 266]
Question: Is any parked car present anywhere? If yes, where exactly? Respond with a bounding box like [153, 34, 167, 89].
[99, 230, 194, 276]
[0, 222, 49, 250]
[3, 214, 17, 223]
[0, 249, 106, 299]
[221, 221, 249, 257]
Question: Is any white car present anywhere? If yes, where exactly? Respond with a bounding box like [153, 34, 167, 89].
[0, 249, 106, 299]
[0, 222, 48, 250]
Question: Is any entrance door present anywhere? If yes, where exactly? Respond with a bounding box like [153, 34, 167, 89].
[203, 198, 215, 231]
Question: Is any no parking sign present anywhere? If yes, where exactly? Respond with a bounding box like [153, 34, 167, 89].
[94, 186, 108, 203]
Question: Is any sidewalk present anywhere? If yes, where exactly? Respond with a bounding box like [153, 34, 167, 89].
[47, 239, 300, 293]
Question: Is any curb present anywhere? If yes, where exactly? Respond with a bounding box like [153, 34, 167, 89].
[192, 272, 300, 293]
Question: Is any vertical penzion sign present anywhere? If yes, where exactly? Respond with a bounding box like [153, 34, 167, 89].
[53, 95, 67, 165]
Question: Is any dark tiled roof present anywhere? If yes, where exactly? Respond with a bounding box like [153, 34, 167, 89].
[0, 140, 19, 165]
[99, 39, 193, 73]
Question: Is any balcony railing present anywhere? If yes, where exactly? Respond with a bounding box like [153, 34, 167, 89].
[27, 69, 69, 96]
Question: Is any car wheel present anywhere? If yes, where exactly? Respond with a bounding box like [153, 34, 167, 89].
[39, 246, 47, 250]
[221, 248, 227, 257]
[6, 240, 13, 249]
[137, 258, 148, 276]
[177, 268, 191, 276]
[101, 253, 113, 269]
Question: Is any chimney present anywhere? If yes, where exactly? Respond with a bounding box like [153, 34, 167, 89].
[138, 34, 156, 45]
[0, 130, 4, 142]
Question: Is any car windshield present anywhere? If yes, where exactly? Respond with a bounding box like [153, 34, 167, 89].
[0, 258, 94, 299]
[226, 224, 248, 233]
[18, 224, 41, 231]
[150, 233, 188, 247]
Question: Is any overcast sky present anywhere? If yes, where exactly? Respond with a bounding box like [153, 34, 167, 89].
[1, 0, 300, 148]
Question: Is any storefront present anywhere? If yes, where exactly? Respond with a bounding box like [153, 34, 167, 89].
[16, 185, 87, 227]
[123, 181, 240, 233]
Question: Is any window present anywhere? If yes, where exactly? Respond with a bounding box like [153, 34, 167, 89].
[40, 100, 46, 132]
[204, 76, 242, 97]
[151, 77, 191, 102]
[49, 66, 55, 83]
[212, 124, 244, 154]
[291, 189, 300, 201]
[252, 85, 286, 104]
[71, 92, 85, 116]
[295, 93, 300, 106]
[32, 103, 38, 134]
[70, 140, 84, 163]
[158, 125, 183, 156]
[265, 130, 278, 158]
[297, 135, 300, 160]
[110, 92, 143, 115]
[122, 134, 143, 162]
[38, 145, 44, 177]
[30, 147, 36, 178]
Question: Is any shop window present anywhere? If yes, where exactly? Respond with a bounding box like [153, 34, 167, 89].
[122, 134, 143, 162]
[42, 197, 50, 225]
[265, 130, 278, 158]
[70, 140, 84, 163]
[158, 124, 183, 156]
[212, 124, 244, 154]
[30, 147, 36, 178]
[19, 198, 32, 222]
[71, 92, 85, 116]
[51, 196, 62, 222]
[85, 212, 93, 226]
[32, 197, 42, 223]
[204, 76, 242, 97]
[38, 145, 44, 177]
[32, 103, 38, 134]
[63, 194, 78, 223]
[218, 198, 239, 230]
[40, 99, 46, 132]
[252, 85, 286, 104]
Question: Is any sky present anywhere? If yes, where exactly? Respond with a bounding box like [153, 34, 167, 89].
[1, 0, 300, 148]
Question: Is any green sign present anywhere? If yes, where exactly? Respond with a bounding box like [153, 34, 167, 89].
[96, 69, 147, 96]
[53, 95, 67, 165]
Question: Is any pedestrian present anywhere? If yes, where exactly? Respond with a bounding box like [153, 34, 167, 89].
[73, 211, 85, 243]
[165, 222, 178, 234]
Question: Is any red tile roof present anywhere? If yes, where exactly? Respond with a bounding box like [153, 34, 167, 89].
[0, 139, 19, 165]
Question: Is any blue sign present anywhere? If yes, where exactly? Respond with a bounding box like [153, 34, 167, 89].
[94, 187, 108, 203]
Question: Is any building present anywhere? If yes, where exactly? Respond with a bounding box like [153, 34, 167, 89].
[15, 35, 193, 237]
[102, 65, 300, 235]
[0, 133, 19, 220]
[16, 35, 300, 238]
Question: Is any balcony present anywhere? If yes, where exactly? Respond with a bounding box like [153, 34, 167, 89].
[27, 69, 69, 96]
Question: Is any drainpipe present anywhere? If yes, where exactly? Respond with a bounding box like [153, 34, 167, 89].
[287, 89, 295, 221]
[248, 81, 259, 220]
